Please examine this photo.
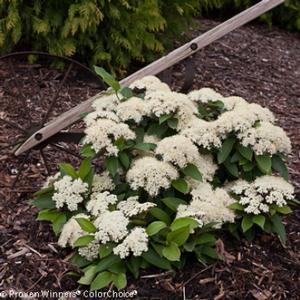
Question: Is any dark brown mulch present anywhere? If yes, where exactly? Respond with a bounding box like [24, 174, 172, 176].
[0, 19, 300, 299]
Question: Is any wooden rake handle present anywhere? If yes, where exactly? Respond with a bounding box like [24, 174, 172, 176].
[15, 0, 284, 156]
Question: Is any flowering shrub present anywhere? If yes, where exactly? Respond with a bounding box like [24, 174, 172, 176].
[32, 73, 297, 291]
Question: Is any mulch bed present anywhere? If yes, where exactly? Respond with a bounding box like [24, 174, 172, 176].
[0, 19, 299, 299]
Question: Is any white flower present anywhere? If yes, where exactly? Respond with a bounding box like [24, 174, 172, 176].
[178, 183, 235, 228]
[78, 240, 100, 261]
[92, 172, 115, 193]
[83, 118, 135, 155]
[84, 110, 120, 126]
[229, 176, 294, 214]
[117, 196, 156, 217]
[58, 214, 88, 247]
[116, 97, 149, 123]
[221, 96, 247, 111]
[87, 191, 118, 216]
[155, 135, 199, 168]
[92, 93, 120, 112]
[129, 76, 170, 94]
[237, 121, 291, 155]
[126, 156, 179, 196]
[181, 118, 222, 149]
[143, 134, 161, 144]
[43, 172, 60, 188]
[188, 88, 223, 103]
[113, 227, 148, 259]
[94, 211, 129, 244]
[53, 176, 88, 211]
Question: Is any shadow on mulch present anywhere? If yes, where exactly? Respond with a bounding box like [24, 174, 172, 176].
[0, 19, 299, 299]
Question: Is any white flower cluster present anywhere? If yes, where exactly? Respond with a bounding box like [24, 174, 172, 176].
[83, 118, 135, 155]
[87, 191, 118, 216]
[237, 121, 291, 155]
[177, 183, 235, 228]
[94, 210, 129, 244]
[155, 135, 199, 168]
[78, 240, 100, 261]
[129, 75, 171, 94]
[229, 175, 294, 214]
[188, 88, 223, 103]
[58, 213, 87, 247]
[43, 172, 60, 188]
[126, 156, 179, 196]
[117, 196, 156, 217]
[52, 176, 88, 211]
[113, 227, 148, 259]
[92, 172, 115, 193]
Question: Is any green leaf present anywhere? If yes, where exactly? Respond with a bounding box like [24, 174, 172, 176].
[78, 265, 98, 285]
[196, 233, 216, 245]
[135, 128, 144, 143]
[73, 235, 95, 247]
[79, 159, 91, 180]
[159, 113, 173, 124]
[167, 226, 190, 246]
[59, 163, 77, 178]
[95, 255, 121, 272]
[149, 207, 171, 224]
[142, 248, 172, 270]
[91, 271, 113, 291]
[120, 87, 133, 99]
[217, 137, 235, 164]
[252, 215, 265, 230]
[241, 215, 253, 232]
[170, 217, 199, 232]
[224, 160, 239, 177]
[32, 194, 55, 209]
[37, 209, 61, 221]
[228, 202, 244, 211]
[99, 244, 113, 259]
[182, 163, 203, 181]
[167, 118, 178, 129]
[162, 242, 181, 261]
[171, 178, 188, 194]
[119, 151, 130, 169]
[237, 144, 253, 161]
[71, 253, 90, 268]
[272, 155, 289, 180]
[52, 214, 67, 235]
[134, 142, 157, 151]
[126, 257, 141, 279]
[108, 261, 126, 274]
[201, 246, 218, 259]
[112, 273, 127, 289]
[94, 66, 120, 92]
[75, 218, 97, 233]
[276, 205, 292, 215]
[105, 156, 119, 177]
[271, 214, 286, 245]
[147, 122, 168, 137]
[146, 221, 167, 236]
[161, 197, 187, 211]
[255, 154, 272, 174]
[80, 144, 96, 158]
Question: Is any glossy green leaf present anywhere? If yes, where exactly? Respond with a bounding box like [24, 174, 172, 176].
[105, 156, 119, 177]
[75, 218, 97, 233]
[255, 154, 272, 174]
[119, 151, 130, 169]
[171, 178, 188, 194]
[134, 142, 157, 151]
[120, 87, 133, 99]
[162, 242, 181, 261]
[161, 197, 187, 211]
[142, 248, 172, 270]
[237, 144, 253, 161]
[91, 271, 113, 291]
[272, 155, 289, 180]
[73, 235, 95, 247]
[159, 113, 173, 124]
[276, 205, 292, 214]
[228, 202, 244, 211]
[170, 217, 199, 232]
[112, 273, 127, 290]
[271, 214, 286, 245]
[252, 215, 265, 230]
[146, 221, 167, 236]
[78, 265, 98, 285]
[167, 226, 190, 246]
[196, 233, 216, 245]
[182, 163, 202, 181]
[217, 137, 235, 164]
[94, 66, 120, 92]
[52, 214, 67, 235]
[167, 118, 178, 129]
[95, 255, 121, 273]
[241, 215, 253, 232]
[59, 163, 77, 178]
[99, 244, 113, 258]
[78, 159, 91, 180]
[149, 207, 171, 224]
[224, 160, 239, 177]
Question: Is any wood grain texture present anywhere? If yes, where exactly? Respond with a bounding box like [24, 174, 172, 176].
[15, 0, 284, 155]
